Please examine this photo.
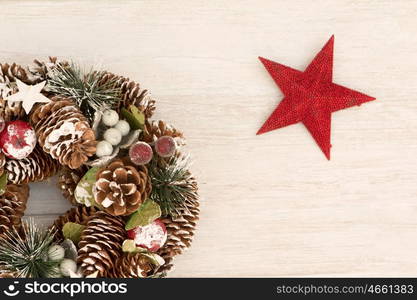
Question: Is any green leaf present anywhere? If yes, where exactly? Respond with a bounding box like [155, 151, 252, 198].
[122, 240, 148, 253]
[0, 171, 8, 195]
[125, 199, 161, 230]
[121, 105, 145, 130]
[62, 222, 85, 244]
[74, 167, 101, 207]
[142, 253, 165, 266]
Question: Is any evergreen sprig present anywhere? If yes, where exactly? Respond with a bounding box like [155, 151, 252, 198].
[149, 155, 198, 217]
[47, 62, 121, 122]
[0, 219, 59, 278]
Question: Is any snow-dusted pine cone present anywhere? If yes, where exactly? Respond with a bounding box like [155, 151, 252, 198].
[0, 63, 35, 85]
[53, 206, 99, 241]
[5, 146, 60, 184]
[0, 62, 38, 121]
[77, 211, 126, 277]
[29, 97, 97, 169]
[0, 184, 29, 235]
[93, 159, 151, 216]
[31, 57, 61, 81]
[58, 166, 88, 205]
[99, 72, 156, 118]
[142, 120, 184, 144]
[156, 175, 199, 275]
[108, 253, 155, 278]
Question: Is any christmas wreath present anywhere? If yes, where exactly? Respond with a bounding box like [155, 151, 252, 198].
[0, 58, 199, 278]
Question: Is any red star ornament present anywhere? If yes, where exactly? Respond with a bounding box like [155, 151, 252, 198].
[257, 36, 375, 159]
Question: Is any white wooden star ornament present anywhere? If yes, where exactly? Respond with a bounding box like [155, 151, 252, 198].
[5, 79, 50, 113]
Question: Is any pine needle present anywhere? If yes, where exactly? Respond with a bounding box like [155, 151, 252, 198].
[0, 219, 59, 278]
[149, 155, 198, 217]
[47, 62, 121, 122]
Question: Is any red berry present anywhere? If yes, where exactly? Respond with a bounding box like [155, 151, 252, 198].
[0, 120, 36, 159]
[126, 219, 167, 252]
[129, 141, 153, 165]
[155, 136, 176, 158]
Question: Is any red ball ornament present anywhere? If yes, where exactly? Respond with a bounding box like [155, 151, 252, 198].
[129, 141, 153, 165]
[155, 136, 176, 158]
[127, 219, 167, 252]
[0, 120, 36, 159]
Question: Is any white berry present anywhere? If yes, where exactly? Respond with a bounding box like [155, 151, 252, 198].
[102, 109, 119, 126]
[114, 120, 130, 136]
[96, 140, 113, 157]
[48, 245, 65, 261]
[103, 128, 122, 145]
[60, 259, 77, 277]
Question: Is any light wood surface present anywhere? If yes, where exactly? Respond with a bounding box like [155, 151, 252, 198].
[1, 0, 417, 277]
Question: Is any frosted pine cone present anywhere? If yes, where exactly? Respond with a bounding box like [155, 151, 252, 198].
[0, 184, 29, 235]
[0, 62, 36, 120]
[156, 174, 199, 275]
[77, 211, 126, 277]
[0, 99, 25, 122]
[29, 97, 97, 169]
[31, 57, 62, 81]
[0, 63, 34, 85]
[108, 253, 155, 278]
[5, 146, 60, 184]
[58, 166, 88, 205]
[99, 72, 156, 118]
[93, 159, 151, 216]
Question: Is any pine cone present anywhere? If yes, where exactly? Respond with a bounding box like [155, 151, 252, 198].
[156, 175, 199, 274]
[0, 272, 16, 278]
[93, 159, 151, 216]
[142, 120, 184, 144]
[0, 63, 33, 84]
[108, 253, 155, 278]
[0, 99, 25, 121]
[0, 152, 5, 176]
[77, 211, 126, 277]
[31, 57, 61, 81]
[0, 63, 35, 121]
[53, 206, 99, 241]
[5, 146, 60, 184]
[29, 97, 97, 169]
[99, 72, 156, 118]
[0, 184, 29, 235]
[58, 166, 88, 205]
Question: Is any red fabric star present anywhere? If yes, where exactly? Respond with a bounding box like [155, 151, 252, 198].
[257, 36, 375, 159]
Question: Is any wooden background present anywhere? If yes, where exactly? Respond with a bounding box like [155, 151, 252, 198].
[1, 0, 417, 277]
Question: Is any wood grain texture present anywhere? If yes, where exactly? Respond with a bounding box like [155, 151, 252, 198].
[0, 0, 416, 277]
